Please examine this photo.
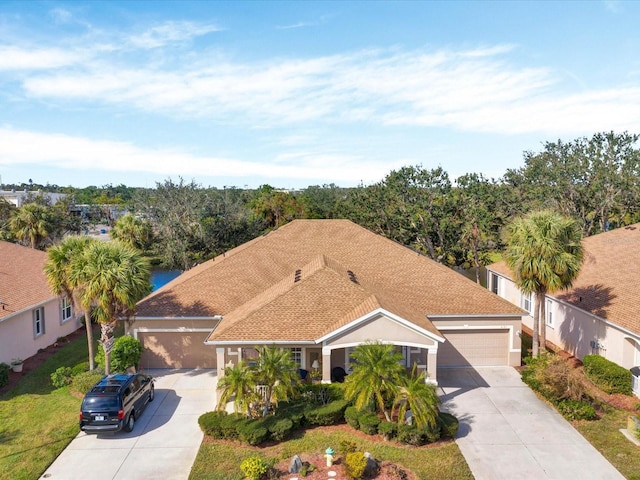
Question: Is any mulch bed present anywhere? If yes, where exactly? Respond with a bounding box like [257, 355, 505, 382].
[0, 326, 89, 397]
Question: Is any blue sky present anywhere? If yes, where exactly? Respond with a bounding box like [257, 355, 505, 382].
[1, 1, 639, 189]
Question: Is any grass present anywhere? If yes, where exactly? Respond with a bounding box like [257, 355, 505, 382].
[573, 406, 640, 480]
[189, 429, 473, 480]
[0, 331, 91, 480]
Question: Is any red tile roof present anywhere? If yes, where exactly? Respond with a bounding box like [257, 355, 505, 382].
[136, 220, 524, 340]
[0, 241, 54, 321]
[488, 223, 640, 335]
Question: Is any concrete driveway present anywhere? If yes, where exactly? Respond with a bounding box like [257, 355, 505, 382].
[41, 369, 217, 480]
[438, 367, 624, 480]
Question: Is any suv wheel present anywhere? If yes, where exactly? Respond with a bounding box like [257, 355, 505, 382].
[124, 412, 135, 432]
[149, 386, 155, 402]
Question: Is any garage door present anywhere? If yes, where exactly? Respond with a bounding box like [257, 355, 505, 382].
[438, 329, 508, 367]
[138, 331, 217, 369]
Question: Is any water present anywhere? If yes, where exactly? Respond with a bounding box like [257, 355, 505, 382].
[150, 270, 182, 291]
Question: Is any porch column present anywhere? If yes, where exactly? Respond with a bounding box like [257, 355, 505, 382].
[216, 348, 226, 378]
[426, 349, 438, 385]
[321, 350, 332, 383]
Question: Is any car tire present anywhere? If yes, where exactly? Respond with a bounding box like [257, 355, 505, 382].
[149, 386, 155, 402]
[124, 412, 135, 432]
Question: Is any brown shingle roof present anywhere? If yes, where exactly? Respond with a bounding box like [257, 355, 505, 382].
[0, 241, 54, 321]
[488, 223, 640, 335]
[136, 220, 524, 339]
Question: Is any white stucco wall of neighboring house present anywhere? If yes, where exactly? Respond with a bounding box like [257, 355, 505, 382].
[0, 298, 82, 365]
[489, 270, 640, 396]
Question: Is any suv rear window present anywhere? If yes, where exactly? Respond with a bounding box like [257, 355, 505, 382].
[83, 396, 119, 409]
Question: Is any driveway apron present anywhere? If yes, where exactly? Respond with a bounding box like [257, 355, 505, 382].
[438, 367, 625, 480]
[41, 369, 217, 480]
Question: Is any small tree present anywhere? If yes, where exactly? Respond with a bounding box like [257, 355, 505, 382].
[253, 345, 299, 414]
[216, 361, 259, 416]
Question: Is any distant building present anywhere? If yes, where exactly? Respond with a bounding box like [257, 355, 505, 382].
[0, 190, 67, 207]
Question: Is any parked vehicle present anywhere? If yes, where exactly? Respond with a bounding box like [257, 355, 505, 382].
[79, 373, 154, 433]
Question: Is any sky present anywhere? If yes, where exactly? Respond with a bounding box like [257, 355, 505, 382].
[1, 1, 639, 189]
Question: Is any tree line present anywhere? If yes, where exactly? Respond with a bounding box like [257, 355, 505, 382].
[3, 131, 639, 275]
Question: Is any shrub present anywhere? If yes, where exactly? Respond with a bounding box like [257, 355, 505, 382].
[198, 411, 228, 437]
[344, 406, 360, 429]
[111, 336, 144, 372]
[71, 362, 90, 376]
[357, 412, 380, 435]
[305, 399, 349, 426]
[437, 411, 459, 438]
[264, 417, 294, 441]
[339, 440, 358, 454]
[240, 456, 269, 480]
[219, 413, 247, 440]
[583, 354, 632, 395]
[522, 354, 587, 402]
[396, 424, 440, 446]
[50, 366, 73, 388]
[345, 452, 367, 480]
[238, 421, 269, 446]
[557, 400, 597, 421]
[71, 369, 104, 395]
[0, 362, 9, 388]
[378, 421, 397, 439]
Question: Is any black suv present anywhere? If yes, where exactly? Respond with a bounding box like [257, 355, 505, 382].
[79, 373, 154, 433]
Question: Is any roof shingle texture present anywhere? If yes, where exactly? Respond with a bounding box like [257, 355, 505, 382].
[488, 223, 640, 335]
[136, 220, 524, 341]
[0, 241, 54, 321]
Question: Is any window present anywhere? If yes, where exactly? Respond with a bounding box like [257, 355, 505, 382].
[288, 348, 302, 367]
[490, 273, 499, 294]
[545, 299, 553, 327]
[61, 297, 73, 323]
[522, 292, 532, 313]
[33, 307, 45, 338]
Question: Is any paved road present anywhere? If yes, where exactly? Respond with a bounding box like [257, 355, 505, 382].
[41, 369, 217, 480]
[438, 367, 625, 480]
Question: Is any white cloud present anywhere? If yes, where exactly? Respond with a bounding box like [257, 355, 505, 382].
[0, 46, 85, 70]
[0, 128, 394, 185]
[12, 40, 640, 137]
[129, 21, 221, 49]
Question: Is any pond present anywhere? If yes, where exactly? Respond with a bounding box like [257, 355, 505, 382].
[150, 270, 182, 292]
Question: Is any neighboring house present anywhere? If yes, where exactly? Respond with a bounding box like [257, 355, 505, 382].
[0, 189, 66, 208]
[132, 220, 526, 383]
[486, 223, 640, 396]
[0, 241, 82, 365]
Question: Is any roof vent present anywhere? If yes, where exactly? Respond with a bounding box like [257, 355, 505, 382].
[294, 269, 302, 282]
[347, 270, 359, 284]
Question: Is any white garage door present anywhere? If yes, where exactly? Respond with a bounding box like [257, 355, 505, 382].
[438, 329, 509, 367]
[138, 331, 216, 369]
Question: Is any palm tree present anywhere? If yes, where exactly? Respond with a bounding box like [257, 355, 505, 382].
[254, 345, 299, 414]
[44, 236, 99, 370]
[344, 341, 406, 422]
[110, 213, 153, 251]
[505, 210, 584, 356]
[76, 241, 151, 374]
[216, 361, 259, 415]
[394, 365, 440, 429]
[10, 203, 52, 249]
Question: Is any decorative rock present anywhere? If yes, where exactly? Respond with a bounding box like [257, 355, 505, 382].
[327, 472, 337, 477]
[364, 452, 379, 477]
[289, 455, 303, 474]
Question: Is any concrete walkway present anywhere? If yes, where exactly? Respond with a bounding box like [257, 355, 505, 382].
[438, 367, 625, 480]
[41, 369, 217, 480]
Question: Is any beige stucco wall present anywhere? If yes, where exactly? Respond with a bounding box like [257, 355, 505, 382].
[496, 274, 640, 370]
[0, 298, 82, 364]
[431, 315, 523, 366]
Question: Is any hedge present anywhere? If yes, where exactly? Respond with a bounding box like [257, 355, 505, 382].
[557, 399, 598, 421]
[396, 424, 440, 446]
[357, 412, 380, 435]
[377, 421, 397, 439]
[583, 354, 632, 395]
[0, 362, 9, 388]
[344, 406, 360, 429]
[305, 399, 349, 426]
[437, 411, 459, 438]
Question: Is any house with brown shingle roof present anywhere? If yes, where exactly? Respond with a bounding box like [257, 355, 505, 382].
[0, 241, 82, 365]
[486, 223, 640, 396]
[132, 219, 526, 383]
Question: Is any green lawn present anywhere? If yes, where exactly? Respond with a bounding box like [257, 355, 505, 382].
[0, 333, 90, 480]
[573, 406, 640, 480]
[190, 429, 473, 480]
